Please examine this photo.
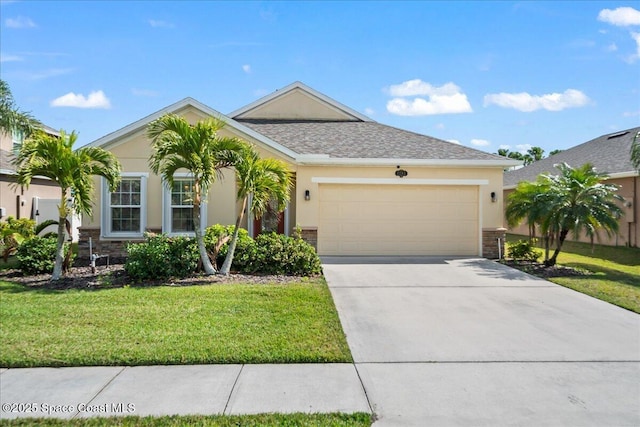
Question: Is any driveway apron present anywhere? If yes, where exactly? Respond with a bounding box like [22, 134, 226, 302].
[323, 256, 640, 426]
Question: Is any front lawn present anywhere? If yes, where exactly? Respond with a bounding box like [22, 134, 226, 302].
[0, 278, 352, 367]
[0, 413, 374, 427]
[506, 235, 640, 313]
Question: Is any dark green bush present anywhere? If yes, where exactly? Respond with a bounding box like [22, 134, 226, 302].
[16, 236, 73, 275]
[125, 234, 199, 281]
[508, 239, 542, 262]
[241, 232, 322, 276]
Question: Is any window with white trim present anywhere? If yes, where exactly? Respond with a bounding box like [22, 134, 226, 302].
[102, 174, 147, 238]
[12, 130, 24, 154]
[163, 175, 206, 236]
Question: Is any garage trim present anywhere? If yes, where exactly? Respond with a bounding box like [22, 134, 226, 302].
[311, 177, 489, 186]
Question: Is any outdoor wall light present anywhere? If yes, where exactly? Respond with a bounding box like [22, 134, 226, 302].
[491, 191, 498, 203]
[304, 190, 311, 201]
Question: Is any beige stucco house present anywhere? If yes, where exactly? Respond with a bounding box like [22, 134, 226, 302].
[80, 82, 518, 259]
[503, 127, 639, 247]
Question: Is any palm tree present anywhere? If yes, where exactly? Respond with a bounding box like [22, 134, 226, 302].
[12, 130, 121, 280]
[631, 131, 640, 172]
[542, 163, 622, 266]
[0, 79, 40, 137]
[147, 114, 245, 275]
[219, 144, 292, 275]
[505, 178, 552, 241]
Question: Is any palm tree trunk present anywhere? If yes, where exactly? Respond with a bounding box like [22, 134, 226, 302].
[219, 197, 247, 276]
[193, 203, 215, 275]
[51, 194, 67, 281]
[545, 229, 568, 267]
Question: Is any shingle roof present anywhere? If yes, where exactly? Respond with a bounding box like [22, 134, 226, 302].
[504, 127, 640, 187]
[237, 119, 506, 161]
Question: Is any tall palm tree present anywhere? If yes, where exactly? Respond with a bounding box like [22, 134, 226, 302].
[219, 144, 292, 275]
[0, 79, 40, 137]
[147, 114, 245, 275]
[542, 163, 622, 266]
[13, 130, 121, 280]
[631, 131, 640, 172]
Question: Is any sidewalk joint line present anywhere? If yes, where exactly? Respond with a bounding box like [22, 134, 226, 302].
[223, 364, 244, 415]
[71, 366, 127, 419]
[352, 362, 375, 415]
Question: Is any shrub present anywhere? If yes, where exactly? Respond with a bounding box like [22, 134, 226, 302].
[508, 239, 542, 262]
[125, 234, 198, 281]
[16, 236, 74, 275]
[241, 232, 322, 276]
[204, 224, 253, 269]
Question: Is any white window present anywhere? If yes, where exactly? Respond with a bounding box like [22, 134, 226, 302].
[102, 174, 147, 238]
[162, 174, 206, 236]
[12, 130, 24, 154]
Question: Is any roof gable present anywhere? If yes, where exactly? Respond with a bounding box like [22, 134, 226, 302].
[504, 126, 640, 187]
[229, 81, 372, 122]
[86, 97, 298, 160]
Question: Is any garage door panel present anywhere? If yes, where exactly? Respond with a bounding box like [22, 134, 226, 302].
[318, 184, 479, 256]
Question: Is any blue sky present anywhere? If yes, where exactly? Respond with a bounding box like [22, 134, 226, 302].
[1, 1, 639, 156]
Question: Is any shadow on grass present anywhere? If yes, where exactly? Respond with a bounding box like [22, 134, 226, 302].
[561, 263, 640, 288]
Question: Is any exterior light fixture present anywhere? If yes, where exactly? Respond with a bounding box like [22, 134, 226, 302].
[491, 191, 498, 203]
[304, 190, 311, 201]
[395, 165, 408, 178]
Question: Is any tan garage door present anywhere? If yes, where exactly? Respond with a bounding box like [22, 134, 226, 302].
[318, 184, 479, 256]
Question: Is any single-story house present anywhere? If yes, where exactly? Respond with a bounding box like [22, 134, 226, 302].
[503, 126, 639, 247]
[80, 81, 518, 259]
[0, 125, 79, 238]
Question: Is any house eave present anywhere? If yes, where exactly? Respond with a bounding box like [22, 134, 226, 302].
[295, 156, 520, 168]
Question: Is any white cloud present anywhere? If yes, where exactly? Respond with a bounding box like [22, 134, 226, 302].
[623, 110, 640, 117]
[606, 43, 618, 52]
[386, 79, 473, 116]
[5, 16, 36, 28]
[388, 79, 464, 97]
[148, 19, 174, 28]
[483, 89, 590, 112]
[387, 94, 473, 116]
[628, 32, 640, 62]
[131, 88, 158, 97]
[242, 64, 251, 74]
[470, 139, 490, 147]
[435, 123, 445, 130]
[50, 90, 111, 109]
[0, 53, 23, 62]
[515, 144, 532, 154]
[447, 139, 460, 145]
[498, 144, 511, 150]
[364, 107, 375, 116]
[598, 7, 640, 27]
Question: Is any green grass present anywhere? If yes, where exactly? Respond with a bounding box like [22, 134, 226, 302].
[0, 413, 373, 427]
[507, 235, 640, 313]
[0, 278, 352, 367]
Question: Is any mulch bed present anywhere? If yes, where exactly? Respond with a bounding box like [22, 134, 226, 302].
[0, 261, 306, 291]
[500, 259, 593, 279]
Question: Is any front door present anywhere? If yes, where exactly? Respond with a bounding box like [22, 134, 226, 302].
[253, 199, 285, 237]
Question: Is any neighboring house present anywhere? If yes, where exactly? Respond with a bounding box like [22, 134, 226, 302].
[0, 125, 75, 238]
[503, 127, 640, 247]
[80, 81, 518, 259]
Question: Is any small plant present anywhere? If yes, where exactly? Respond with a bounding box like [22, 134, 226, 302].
[508, 239, 542, 262]
[204, 224, 252, 269]
[16, 235, 74, 275]
[125, 233, 199, 281]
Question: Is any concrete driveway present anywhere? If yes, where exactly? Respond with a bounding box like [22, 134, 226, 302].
[323, 257, 640, 426]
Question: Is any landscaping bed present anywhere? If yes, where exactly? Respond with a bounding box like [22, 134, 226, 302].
[500, 259, 593, 279]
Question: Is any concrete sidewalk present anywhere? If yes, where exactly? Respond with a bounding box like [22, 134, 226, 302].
[0, 364, 372, 420]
